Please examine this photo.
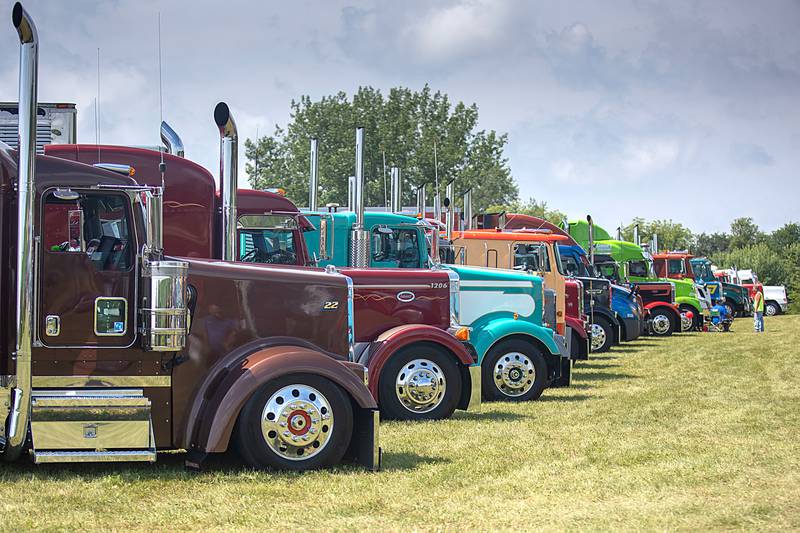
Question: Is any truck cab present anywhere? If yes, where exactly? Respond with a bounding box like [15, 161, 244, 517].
[690, 257, 751, 317]
[653, 252, 725, 307]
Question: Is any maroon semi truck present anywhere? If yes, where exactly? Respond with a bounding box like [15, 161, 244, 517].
[0, 2, 379, 471]
[46, 112, 481, 423]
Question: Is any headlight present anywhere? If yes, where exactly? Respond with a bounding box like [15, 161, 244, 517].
[447, 269, 461, 328]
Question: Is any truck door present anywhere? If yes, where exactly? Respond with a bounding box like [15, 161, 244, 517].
[37, 189, 138, 347]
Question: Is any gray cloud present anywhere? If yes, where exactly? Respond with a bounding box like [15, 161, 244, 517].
[1, 0, 798, 232]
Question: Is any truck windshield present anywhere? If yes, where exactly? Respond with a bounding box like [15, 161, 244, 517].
[595, 261, 621, 283]
[513, 243, 549, 272]
[628, 260, 650, 277]
[668, 259, 685, 275]
[693, 261, 712, 281]
[237, 215, 299, 265]
[559, 251, 589, 277]
[371, 227, 421, 268]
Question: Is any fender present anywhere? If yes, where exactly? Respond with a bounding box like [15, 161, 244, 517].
[471, 318, 561, 362]
[184, 343, 376, 454]
[565, 316, 587, 340]
[586, 306, 620, 328]
[675, 296, 702, 314]
[644, 301, 681, 323]
[365, 324, 473, 398]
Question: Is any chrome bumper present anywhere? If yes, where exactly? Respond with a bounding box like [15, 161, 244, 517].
[466, 364, 482, 412]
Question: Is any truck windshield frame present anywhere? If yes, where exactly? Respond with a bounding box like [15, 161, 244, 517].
[237, 214, 300, 265]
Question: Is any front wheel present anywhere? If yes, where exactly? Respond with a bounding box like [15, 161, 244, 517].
[234, 373, 353, 471]
[482, 339, 548, 402]
[590, 317, 614, 353]
[650, 308, 676, 337]
[765, 302, 780, 316]
[378, 344, 461, 421]
[724, 302, 735, 318]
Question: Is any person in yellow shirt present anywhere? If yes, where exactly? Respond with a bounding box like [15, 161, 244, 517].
[753, 289, 765, 332]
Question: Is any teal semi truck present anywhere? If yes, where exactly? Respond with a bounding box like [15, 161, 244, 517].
[566, 219, 709, 331]
[303, 208, 571, 402]
[691, 257, 750, 317]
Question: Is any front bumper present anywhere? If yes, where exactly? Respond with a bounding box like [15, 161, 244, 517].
[779, 301, 789, 313]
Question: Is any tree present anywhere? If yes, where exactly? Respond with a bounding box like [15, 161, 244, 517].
[620, 218, 694, 251]
[768, 222, 800, 252]
[245, 85, 519, 211]
[486, 197, 567, 225]
[729, 217, 764, 249]
[692, 232, 731, 257]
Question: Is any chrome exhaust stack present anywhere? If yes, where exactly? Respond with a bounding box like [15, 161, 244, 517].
[350, 127, 369, 267]
[587, 215, 595, 267]
[347, 175, 355, 210]
[651, 233, 659, 254]
[416, 183, 427, 217]
[390, 166, 401, 213]
[309, 137, 319, 211]
[462, 188, 473, 230]
[213, 102, 238, 262]
[160, 121, 184, 157]
[445, 179, 455, 241]
[633, 223, 640, 247]
[433, 191, 441, 224]
[5, 1, 38, 460]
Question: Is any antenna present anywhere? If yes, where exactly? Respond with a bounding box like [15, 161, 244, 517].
[96, 47, 100, 161]
[157, 12, 165, 188]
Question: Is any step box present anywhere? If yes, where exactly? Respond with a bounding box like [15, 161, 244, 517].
[30, 389, 155, 460]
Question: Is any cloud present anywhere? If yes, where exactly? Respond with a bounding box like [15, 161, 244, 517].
[730, 143, 775, 167]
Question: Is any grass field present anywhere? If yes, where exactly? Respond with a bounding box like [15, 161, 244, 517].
[2, 315, 799, 531]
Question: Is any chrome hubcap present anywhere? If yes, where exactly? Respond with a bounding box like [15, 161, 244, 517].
[680, 313, 692, 331]
[765, 304, 777, 316]
[590, 323, 606, 351]
[260, 384, 332, 461]
[652, 314, 671, 335]
[493, 352, 535, 397]
[395, 359, 446, 413]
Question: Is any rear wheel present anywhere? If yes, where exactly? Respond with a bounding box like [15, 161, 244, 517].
[679, 304, 700, 331]
[765, 302, 780, 316]
[482, 339, 547, 402]
[234, 373, 353, 471]
[650, 308, 676, 337]
[378, 344, 461, 421]
[590, 317, 613, 353]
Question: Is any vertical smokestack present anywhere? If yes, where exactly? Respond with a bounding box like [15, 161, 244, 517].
[633, 224, 640, 246]
[390, 166, 401, 213]
[616, 226, 622, 240]
[160, 121, 184, 157]
[6, 1, 38, 460]
[350, 127, 369, 266]
[213, 102, 238, 262]
[445, 179, 455, 241]
[652, 233, 659, 254]
[347, 176, 355, 210]
[309, 137, 319, 210]
[416, 183, 427, 217]
[462, 188, 473, 230]
[587, 215, 595, 266]
[434, 191, 441, 223]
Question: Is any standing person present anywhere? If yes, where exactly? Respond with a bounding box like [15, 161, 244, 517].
[753, 289, 765, 332]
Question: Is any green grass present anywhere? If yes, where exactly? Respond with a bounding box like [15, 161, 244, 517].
[3, 315, 800, 531]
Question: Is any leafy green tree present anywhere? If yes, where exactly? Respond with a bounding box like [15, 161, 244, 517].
[244, 85, 518, 211]
[486, 197, 567, 225]
[620, 218, 694, 251]
[729, 217, 765, 249]
[692, 232, 731, 257]
[768, 222, 800, 252]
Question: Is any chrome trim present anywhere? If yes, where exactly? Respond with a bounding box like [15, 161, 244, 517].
[32, 375, 171, 388]
[33, 449, 156, 463]
[390, 166, 401, 213]
[467, 364, 481, 412]
[345, 275, 355, 362]
[214, 102, 238, 262]
[349, 128, 369, 267]
[416, 183, 426, 216]
[462, 188, 472, 231]
[5, 1, 38, 460]
[160, 120, 184, 157]
[446, 269, 461, 328]
[445, 179, 454, 242]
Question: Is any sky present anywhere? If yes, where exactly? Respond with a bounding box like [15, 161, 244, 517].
[1, 0, 798, 233]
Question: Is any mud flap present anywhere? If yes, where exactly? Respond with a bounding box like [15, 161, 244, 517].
[551, 358, 572, 388]
[350, 408, 381, 471]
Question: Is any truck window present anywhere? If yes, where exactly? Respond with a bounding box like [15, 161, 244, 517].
[237, 215, 299, 265]
[668, 259, 685, 275]
[629, 260, 648, 277]
[43, 191, 132, 271]
[513, 243, 548, 272]
[371, 227, 420, 268]
[561, 255, 580, 276]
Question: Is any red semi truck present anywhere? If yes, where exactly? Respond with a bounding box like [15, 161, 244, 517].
[1, 2, 379, 471]
[47, 114, 481, 423]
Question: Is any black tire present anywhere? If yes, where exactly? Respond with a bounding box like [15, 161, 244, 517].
[482, 339, 548, 402]
[679, 304, 701, 331]
[649, 307, 676, 337]
[765, 302, 780, 316]
[234, 373, 353, 471]
[378, 343, 461, 421]
[590, 316, 614, 353]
